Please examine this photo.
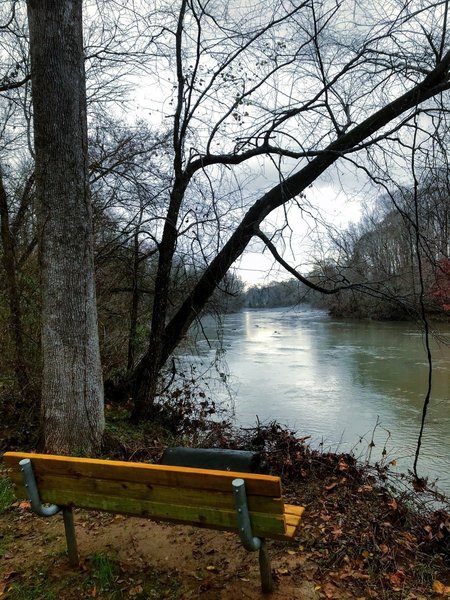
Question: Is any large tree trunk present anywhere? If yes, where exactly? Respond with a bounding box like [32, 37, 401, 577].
[27, 0, 104, 454]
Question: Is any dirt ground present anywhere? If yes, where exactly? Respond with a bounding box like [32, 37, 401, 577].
[1, 506, 322, 599]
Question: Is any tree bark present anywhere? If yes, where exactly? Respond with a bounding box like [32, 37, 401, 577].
[27, 0, 104, 454]
[127, 204, 144, 371]
[131, 179, 188, 421]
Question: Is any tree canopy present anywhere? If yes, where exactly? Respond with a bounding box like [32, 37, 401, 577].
[0, 0, 450, 451]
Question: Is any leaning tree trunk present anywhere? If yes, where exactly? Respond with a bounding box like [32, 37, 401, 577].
[27, 0, 104, 454]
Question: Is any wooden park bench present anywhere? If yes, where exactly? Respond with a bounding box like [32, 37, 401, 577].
[3, 451, 304, 593]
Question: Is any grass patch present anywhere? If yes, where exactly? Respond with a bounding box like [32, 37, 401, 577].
[0, 474, 15, 514]
[84, 554, 185, 599]
[86, 553, 119, 596]
[7, 570, 57, 600]
[0, 531, 13, 558]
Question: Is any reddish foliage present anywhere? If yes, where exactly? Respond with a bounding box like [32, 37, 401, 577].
[432, 258, 450, 311]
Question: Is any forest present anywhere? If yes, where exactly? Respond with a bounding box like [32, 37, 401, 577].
[246, 182, 450, 319]
[0, 0, 449, 458]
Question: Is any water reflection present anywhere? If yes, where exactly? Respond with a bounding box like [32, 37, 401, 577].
[189, 307, 450, 492]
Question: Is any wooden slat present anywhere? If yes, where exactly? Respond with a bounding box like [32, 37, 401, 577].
[8, 472, 284, 515]
[3, 452, 281, 497]
[283, 504, 305, 539]
[25, 488, 286, 536]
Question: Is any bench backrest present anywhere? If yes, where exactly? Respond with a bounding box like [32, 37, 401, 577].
[4, 452, 288, 538]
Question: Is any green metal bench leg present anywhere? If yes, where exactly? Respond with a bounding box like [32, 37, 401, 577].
[62, 507, 79, 567]
[19, 458, 79, 567]
[259, 539, 273, 593]
[233, 478, 274, 593]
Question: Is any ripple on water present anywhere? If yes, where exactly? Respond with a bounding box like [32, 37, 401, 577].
[190, 308, 450, 493]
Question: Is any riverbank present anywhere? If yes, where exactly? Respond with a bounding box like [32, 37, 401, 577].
[1, 408, 449, 599]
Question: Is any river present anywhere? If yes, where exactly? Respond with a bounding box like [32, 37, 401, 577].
[186, 306, 450, 493]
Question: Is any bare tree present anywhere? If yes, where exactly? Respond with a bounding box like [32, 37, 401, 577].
[128, 0, 450, 420]
[3, 0, 450, 454]
[0, 169, 33, 398]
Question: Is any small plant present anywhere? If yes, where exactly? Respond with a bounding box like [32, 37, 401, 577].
[7, 570, 57, 600]
[88, 553, 118, 593]
[0, 474, 15, 514]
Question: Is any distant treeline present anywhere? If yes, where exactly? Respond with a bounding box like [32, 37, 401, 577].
[216, 278, 312, 312]
[244, 279, 310, 309]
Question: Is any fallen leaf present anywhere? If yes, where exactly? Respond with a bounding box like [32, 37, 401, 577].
[352, 572, 370, 580]
[129, 585, 144, 597]
[433, 580, 450, 595]
[325, 482, 338, 491]
[389, 570, 405, 587]
[358, 484, 373, 493]
[387, 498, 398, 511]
[206, 565, 219, 573]
[331, 526, 343, 540]
[323, 582, 340, 598]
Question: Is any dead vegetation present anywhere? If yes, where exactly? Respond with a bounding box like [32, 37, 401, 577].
[1, 405, 450, 599]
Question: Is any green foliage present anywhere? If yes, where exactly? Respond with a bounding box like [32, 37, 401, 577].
[0, 475, 15, 514]
[87, 553, 118, 594]
[7, 570, 57, 600]
[0, 531, 13, 558]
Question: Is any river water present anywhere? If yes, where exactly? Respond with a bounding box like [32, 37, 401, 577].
[187, 306, 450, 493]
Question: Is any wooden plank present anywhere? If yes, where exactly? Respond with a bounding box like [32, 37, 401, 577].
[285, 505, 305, 519]
[283, 504, 305, 538]
[8, 472, 284, 515]
[3, 452, 281, 497]
[30, 488, 287, 536]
